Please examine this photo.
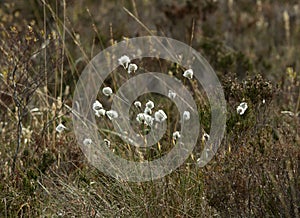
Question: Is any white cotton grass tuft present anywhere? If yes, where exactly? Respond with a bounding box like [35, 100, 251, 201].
[104, 139, 111, 147]
[83, 138, 92, 146]
[136, 113, 145, 124]
[95, 108, 106, 117]
[202, 133, 210, 142]
[154, 110, 167, 123]
[146, 100, 154, 109]
[106, 110, 118, 120]
[144, 107, 152, 115]
[56, 123, 66, 133]
[102, 87, 113, 96]
[93, 100, 106, 117]
[237, 102, 248, 115]
[92, 100, 103, 112]
[136, 113, 154, 126]
[173, 131, 181, 140]
[183, 69, 193, 79]
[183, 110, 190, 121]
[118, 55, 131, 69]
[144, 114, 154, 126]
[168, 90, 176, 99]
[127, 63, 138, 74]
[134, 101, 142, 109]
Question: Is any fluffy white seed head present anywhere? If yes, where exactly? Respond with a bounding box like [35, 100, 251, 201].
[172, 131, 181, 140]
[83, 138, 92, 146]
[106, 110, 118, 120]
[56, 123, 66, 133]
[134, 101, 142, 108]
[144, 114, 154, 126]
[92, 100, 103, 112]
[102, 87, 113, 96]
[183, 111, 190, 121]
[127, 63, 138, 74]
[118, 55, 131, 69]
[99, 108, 106, 116]
[95, 108, 106, 117]
[202, 133, 210, 142]
[237, 102, 248, 115]
[136, 113, 154, 126]
[144, 107, 152, 115]
[146, 100, 154, 109]
[168, 90, 176, 99]
[104, 139, 111, 147]
[154, 110, 167, 123]
[136, 113, 146, 124]
[183, 69, 193, 79]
